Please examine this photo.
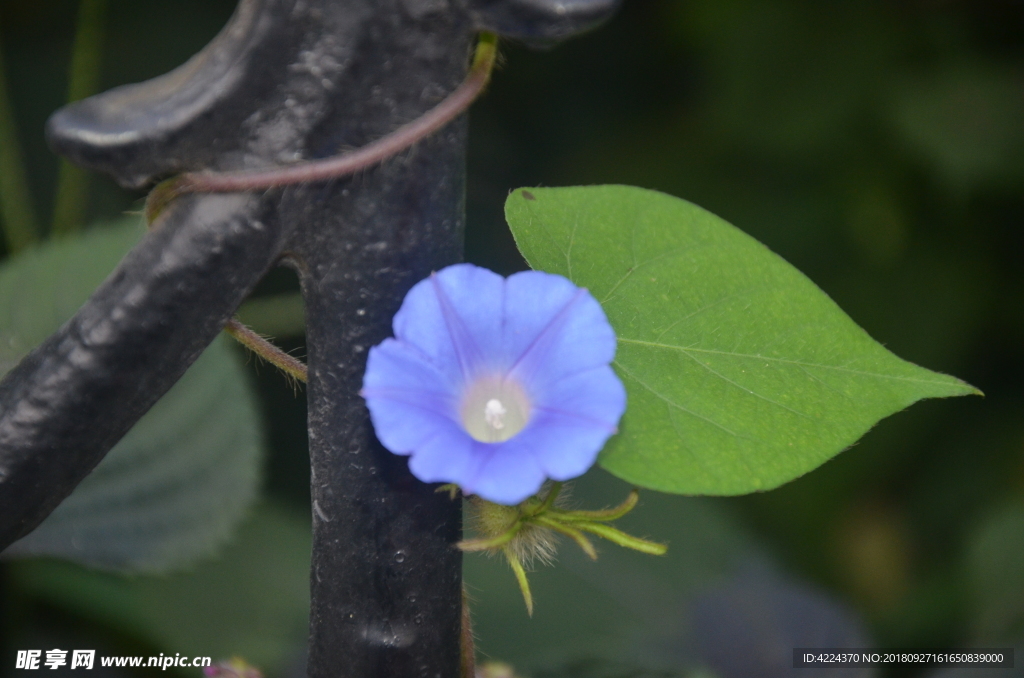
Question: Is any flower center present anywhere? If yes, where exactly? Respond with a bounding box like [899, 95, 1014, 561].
[484, 399, 507, 429]
[461, 376, 531, 443]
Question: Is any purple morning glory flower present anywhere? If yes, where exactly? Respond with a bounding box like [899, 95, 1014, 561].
[361, 263, 627, 505]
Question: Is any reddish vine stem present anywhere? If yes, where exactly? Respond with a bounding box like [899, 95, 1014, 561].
[146, 32, 497, 222]
[208, 32, 498, 387]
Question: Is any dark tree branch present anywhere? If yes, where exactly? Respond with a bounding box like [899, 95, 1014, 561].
[0, 1, 621, 676]
[155, 34, 497, 199]
[0, 192, 278, 546]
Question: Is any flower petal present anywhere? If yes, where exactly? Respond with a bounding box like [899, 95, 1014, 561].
[510, 371, 625, 480]
[531, 365, 627, 431]
[461, 440, 548, 506]
[365, 394, 452, 455]
[362, 340, 460, 453]
[504, 271, 617, 387]
[363, 338, 459, 399]
[392, 264, 505, 380]
[513, 414, 613, 480]
[406, 423, 480, 484]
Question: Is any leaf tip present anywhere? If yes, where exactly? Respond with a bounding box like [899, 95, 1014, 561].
[944, 377, 984, 398]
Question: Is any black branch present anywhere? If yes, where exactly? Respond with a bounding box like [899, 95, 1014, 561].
[0, 0, 619, 676]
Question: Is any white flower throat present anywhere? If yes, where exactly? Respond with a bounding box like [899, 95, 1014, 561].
[461, 375, 531, 443]
[484, 399, 507, 429]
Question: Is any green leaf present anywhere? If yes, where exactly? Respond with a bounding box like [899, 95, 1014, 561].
[0, 217, 264, 571]
[8, 502, 310, 673]
[505, 185, 978, 495]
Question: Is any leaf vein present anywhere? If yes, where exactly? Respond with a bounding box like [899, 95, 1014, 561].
[618, 338, 961, 386]
[675, 349, 813, 419]
[654, 287, 760, 342]
[614, 360, 746, 439]
[599, 243, 718, 304]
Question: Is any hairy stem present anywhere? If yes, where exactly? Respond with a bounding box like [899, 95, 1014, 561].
[575, 522, 667, 556]
[556, 488, 639, 522]
[457, 519, 523, 552]
[533, 515, 597, 560]
[532, 481, 563, 514]
[223, 318, 307, 384]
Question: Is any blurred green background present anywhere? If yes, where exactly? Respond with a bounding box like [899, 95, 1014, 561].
[0, 1, 1022, 677]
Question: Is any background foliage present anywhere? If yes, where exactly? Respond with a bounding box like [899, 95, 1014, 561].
[0, 1, 1022, 677]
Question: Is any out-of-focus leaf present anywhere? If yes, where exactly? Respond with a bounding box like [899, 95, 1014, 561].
[889, 61, 1024, 191]
[968, 501, 1024, 642]
[506, 185, 978, 495]
[686, 567, 874, 678]
[0, 218, 144, 370]
[7, 503, 310, 673]
[0, 217, 264, 572]
[3, 335, 263, 572]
